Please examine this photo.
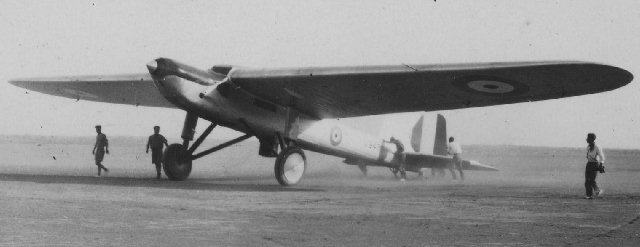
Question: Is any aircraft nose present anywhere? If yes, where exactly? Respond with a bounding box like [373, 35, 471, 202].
[146, 60, 158, 74]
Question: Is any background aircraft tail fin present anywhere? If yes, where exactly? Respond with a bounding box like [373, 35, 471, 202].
[409, 112, 446, 155]
[410, 114, 424, 153]
[433, 114, 448, 156]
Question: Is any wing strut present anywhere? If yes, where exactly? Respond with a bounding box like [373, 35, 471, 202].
[188, 123, 217, 154]
[191, 134, 252, 160]
[162, 112, 253, 180]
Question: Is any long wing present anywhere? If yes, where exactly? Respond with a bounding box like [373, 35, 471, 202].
[230, 61, 633, 118]
[405, 152, 498, 171]
[9, 74, 175, 108]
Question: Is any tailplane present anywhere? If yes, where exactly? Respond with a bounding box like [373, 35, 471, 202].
[406, 113, 499, 171]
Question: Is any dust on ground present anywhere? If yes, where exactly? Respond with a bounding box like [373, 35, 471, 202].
[0, 136, 639, 246]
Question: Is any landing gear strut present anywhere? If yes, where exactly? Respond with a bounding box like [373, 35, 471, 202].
[164, 112, 307, 186]
[390, 167, 400, 178]
[163, 112, 251, 181]
[358, 164, 368, 176]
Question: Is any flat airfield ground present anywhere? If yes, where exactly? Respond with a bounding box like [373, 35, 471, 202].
[0, 136, 639, 246]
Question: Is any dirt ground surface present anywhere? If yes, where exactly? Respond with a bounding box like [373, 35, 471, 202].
[1, 136, 639, 246]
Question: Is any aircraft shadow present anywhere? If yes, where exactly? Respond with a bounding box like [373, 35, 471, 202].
[0, 173, 323, 192]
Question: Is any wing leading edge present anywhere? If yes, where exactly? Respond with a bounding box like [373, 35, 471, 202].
[229, 61, 633, 119]
[9, 74, 175, 108]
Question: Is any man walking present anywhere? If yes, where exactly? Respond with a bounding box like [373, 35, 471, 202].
[92, 125, 109, 177]
[146, 126, 168, 179]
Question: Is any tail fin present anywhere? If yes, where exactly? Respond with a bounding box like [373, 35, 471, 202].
[406, 114, 499, 172]
[433, 114, 447, 156]
[409, 113, 447, 155]
[410, 114, 424, 152]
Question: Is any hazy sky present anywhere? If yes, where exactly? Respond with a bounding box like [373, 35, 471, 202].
[1, 0, 638, 149]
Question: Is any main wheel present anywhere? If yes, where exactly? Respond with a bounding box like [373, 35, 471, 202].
[163, 143, 192, 181]
[274, 147, 306, 186]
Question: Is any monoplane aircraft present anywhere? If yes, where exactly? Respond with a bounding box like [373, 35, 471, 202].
[10, 58, 633, 185]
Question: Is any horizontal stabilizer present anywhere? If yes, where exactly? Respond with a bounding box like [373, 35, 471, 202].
[405, 152, 498, 171]
[462, 160, 499, 171]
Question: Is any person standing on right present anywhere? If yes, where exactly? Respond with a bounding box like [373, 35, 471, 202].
[585, 133, 605, 199]
[146, 126, 168, 179]
[447, 136, 464, 180]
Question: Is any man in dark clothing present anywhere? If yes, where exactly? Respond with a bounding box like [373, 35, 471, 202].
[390, 137, 407, 182]
[146, 126, 168, 179]
[92, 125, 109, 177]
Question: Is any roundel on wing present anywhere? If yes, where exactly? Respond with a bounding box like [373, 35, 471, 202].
[330, 126, 342, 146]
[452, 75, 529, 96]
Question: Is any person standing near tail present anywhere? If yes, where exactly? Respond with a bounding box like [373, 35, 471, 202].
[146, 126, 168, 179]
[584, 133, 605, 199]
[447, 136, 464, 180]
[92, 125, 109, 177]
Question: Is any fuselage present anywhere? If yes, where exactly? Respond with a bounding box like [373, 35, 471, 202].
[147, 58, 401, 166]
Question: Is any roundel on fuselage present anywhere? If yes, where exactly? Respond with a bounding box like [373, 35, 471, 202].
[330, 126, 342, 146]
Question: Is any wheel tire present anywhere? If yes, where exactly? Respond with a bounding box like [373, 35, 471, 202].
[274, 147, 306, 186]
[163, 143, 192, 181]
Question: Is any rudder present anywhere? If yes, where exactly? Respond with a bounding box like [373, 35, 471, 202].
[409, 113, 447, 155]
[433, 114, 447, 156]
[410, 114, 424, 152]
